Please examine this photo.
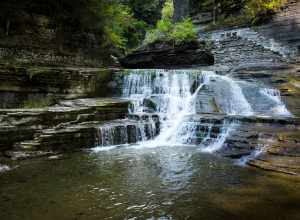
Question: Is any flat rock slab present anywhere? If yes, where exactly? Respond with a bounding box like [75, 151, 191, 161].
[0, 98, 129, 150]
[247, 129, 300, 175]
[249, 155, 300, 175]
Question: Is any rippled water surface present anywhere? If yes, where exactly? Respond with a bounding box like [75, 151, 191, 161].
[1, 146, 300, 220]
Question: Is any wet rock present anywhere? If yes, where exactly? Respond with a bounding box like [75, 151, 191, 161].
[0, 164, 11, 173]
[47, 154, 64, 160]
[4, 150, 54, 160]
[248, 155, 300, 175]
[0, 98, 130, 152]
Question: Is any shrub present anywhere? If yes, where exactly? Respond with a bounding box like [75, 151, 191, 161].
[161, 0, 174, 19]
[204, 0, 288, 30]
[144, 0, 197, 45]
[157, 19, 173, 33]
[170, 19, 197, 44]
[104, 4, 147, 50]
[245, 0, 287, 24]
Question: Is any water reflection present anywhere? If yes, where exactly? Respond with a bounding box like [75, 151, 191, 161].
[0, 146, 300, 220]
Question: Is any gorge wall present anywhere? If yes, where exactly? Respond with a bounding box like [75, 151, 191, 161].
[0, 0, 117, 67]
[203, 0, 300, 68]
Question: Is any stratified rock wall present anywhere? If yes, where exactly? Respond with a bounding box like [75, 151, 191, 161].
[256, 0, 300, 60]
[0, 14, 107, 67]
[173, 0, 190, 22]
[0, 98, 129, 152]
[201, 0, 300, 68]
[0, 65, 118, 108]
[120, 41, 214, 68]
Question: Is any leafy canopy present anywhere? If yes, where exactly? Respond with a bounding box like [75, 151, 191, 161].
[144, 0, 197, 45]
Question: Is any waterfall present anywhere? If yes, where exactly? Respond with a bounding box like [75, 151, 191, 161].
[201, 119, 237, 153]
[94, 68, 292, 153]
[94, 118, 158, 148]
[260, 88, 292, 117]
[121, 69, 252, 148]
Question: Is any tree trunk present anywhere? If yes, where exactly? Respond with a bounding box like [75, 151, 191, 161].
[173, 0, 190, 22]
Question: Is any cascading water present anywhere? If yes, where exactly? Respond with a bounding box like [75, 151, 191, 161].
[94, 118, 158, 148]
[122, 70, 251, 150]
[95, 68, 292, 153]
[260, 88, 292, 117]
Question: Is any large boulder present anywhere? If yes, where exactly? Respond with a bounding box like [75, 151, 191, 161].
[120, 40, 214, 68]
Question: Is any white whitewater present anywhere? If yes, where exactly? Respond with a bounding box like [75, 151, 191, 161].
[94, 69, 291, 153]
[260, 88, 292, 117]
[122, 69, 254, 150]
[201, 73, 253, 116]
[95, 118, 157, 148]
[201, 120, 237, 153]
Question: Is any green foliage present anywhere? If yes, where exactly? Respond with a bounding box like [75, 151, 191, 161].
[170, 19, 197, 44]
[0, 0, 150, 51]
[157, 19, 173, 33]
[144, 0, 197, 45]
[102, 2, 150, 50]
[244, 0, 287, 24]
[200, 0, 288, 30]
[125, 0, 163, 26]
[144, 29, 163, 44]
[162, 0, 174, 19]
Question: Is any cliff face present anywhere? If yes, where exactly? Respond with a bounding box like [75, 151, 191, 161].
[255, 0, 300, 61]
[173, 0, 190, 22]
[120, 40, 214, 68]
[202, 0, 300, 68]
[0, 1, 112, 67]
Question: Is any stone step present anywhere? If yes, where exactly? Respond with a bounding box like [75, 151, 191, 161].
[0, 98, 130, 151]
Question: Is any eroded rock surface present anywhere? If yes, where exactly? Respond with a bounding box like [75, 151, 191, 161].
[0, 98, 129, 159]
[120, 40, 214, 68]
[0, 65, 118, 108]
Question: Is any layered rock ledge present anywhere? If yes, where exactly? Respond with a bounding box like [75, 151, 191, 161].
[0, 65, 119, 108]
[184, 113, 300, 175]
[120, 40, 214, 68]
[0, 98, 129, 159]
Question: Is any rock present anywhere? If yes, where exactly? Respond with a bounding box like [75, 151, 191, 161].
[47, 154, 64, 160]
[248, 155, 300, 175]
[0, 164, 10, 173]
[120, 40, 214, 68]
[4, 150, 54, 160]
[0, 98, 130, 152]
[0, 65, 117, 108]
[192, 12, 213, 25]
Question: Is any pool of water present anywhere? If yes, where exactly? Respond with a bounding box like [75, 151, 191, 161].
[1, 145, 300, 220]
